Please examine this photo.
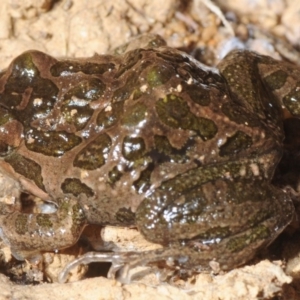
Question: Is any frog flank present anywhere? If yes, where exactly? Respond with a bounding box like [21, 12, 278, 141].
[0, 35, 296, 280]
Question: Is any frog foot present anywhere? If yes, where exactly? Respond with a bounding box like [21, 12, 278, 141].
[58, 251, 141, 283]
[58, 248, 192, 283]
[0, 198, 87, 260]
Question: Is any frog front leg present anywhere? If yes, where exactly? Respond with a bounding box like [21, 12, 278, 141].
[0, 197, 86, 260]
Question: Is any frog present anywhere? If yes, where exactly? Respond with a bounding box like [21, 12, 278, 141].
[0, 34, 297, 282]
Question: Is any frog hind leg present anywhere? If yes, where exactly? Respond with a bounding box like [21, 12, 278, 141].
[59, 177, 294, 283]
[133, 177, 294, 274]
[0, 197, 87, 261]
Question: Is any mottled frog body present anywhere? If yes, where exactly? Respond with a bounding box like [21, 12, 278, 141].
[0, 35, 297, 276]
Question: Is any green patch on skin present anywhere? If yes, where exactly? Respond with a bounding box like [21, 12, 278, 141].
[4, 152, 45, 191]
[121, 102, 148, 126]
[219, 130, 252, 156]
[15, 214, 29, 235]
[156, 94, 217, 140]
[226, 225, 270, 253]
[36, 214, 53, 229]
[73, 133, 112, 170]
[61, 178, 94, 197]
[146, 64, 174, 87]
[263, 69, 288, 90]
[122, 136, 146, 161]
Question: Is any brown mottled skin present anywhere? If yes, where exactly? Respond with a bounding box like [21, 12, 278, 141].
[0, 35, 297, 278]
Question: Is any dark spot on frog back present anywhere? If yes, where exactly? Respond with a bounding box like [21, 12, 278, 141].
[4, 152, 45, 191]
[122, 136, 146, 161]
[61, 178, 94, 197]
[0, 51, 59, 125]
[263, 69, 288, 91]
[73, 133, 112, 170]
[145, 63, 174, 87]
[156, 94, 217, 140]
[25, 129, 82, 157]
[133, 135, 195, 193]
[61, 78, 106, 130]
[97, 101, 124, 129]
